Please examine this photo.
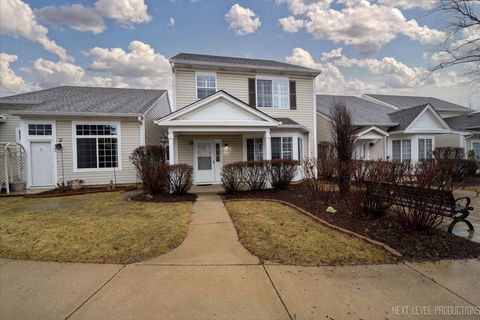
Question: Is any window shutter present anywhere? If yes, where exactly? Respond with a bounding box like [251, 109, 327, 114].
[289, 80, 296, 110]
[248, 78, 256, 107]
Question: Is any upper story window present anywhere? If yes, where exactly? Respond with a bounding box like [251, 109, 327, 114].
[196, 73, 216, 100]
[28, 124, 52, 136]
[256, 78, 289, 109]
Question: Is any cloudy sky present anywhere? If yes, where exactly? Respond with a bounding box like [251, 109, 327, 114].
[0, 0, 478, 109]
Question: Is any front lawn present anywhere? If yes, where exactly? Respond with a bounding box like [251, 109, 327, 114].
[0, 192, 192, 264]
[225, 200, 395, 266]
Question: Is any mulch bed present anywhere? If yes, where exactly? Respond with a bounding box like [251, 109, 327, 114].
[130, 192, 197, 203]
[25, 185, 137, 198]
[222, 183, 480, 261]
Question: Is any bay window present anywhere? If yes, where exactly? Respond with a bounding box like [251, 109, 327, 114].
[256, 78, 289, 109]
[271, 137, 293, 160]
[392, 139, 411, 162]
[472, 141, 480, 160]
[196, 74, 216, 99]
[418, 138, 433, 161]
[246, 138, 263, 161]
[75, 124, 119, 170]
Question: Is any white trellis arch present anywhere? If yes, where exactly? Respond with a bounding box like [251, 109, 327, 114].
[0, 142, 26, 194]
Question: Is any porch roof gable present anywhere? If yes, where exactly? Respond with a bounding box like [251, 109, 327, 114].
[155, 90, 281, 127]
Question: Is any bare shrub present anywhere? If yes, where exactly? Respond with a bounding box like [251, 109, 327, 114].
[434, 147, 465, 160]
[302, 158, 337, 204]
[130, 145, 168, 194]
[168, 164, 193, 195]
[391, 161, 448, 232]
[330, 100, 355, 196]
[244, 161, 268, 191]
[317, 141, 336, 179]
[221, 162, 244, 194]
[268, 159, 298, 190]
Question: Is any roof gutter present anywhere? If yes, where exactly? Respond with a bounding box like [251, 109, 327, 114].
[171, 59, 321, 77]
[11, 111, 142, 118]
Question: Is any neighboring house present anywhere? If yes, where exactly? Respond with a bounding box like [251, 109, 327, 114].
[0, 86, 170, 188]
[444, 112, 480, 159]
[156, 53, 319, 185]
[316, 94, 477, 163]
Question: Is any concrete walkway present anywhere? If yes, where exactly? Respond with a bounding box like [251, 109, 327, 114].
[1, 194, 480, 320]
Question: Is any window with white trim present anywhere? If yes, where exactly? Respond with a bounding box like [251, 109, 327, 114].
[297, 137, 303, 162]
[392, 139, 411, 162]
[256, 78, 289, 109]
[75, 124, 118, 169]
[246, 138, 263, 161]
[418, 138, 433, 161]
[271, 137, 293, 160]
[196, 74, 216, 99]
[28, 124, 52, 136]
[472, 141, 480, 160]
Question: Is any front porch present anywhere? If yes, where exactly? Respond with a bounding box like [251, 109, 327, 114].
[156, 91, 309, 185]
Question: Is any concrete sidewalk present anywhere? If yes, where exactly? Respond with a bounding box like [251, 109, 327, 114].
[1, 194, 480, 320]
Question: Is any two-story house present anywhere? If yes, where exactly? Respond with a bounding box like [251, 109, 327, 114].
[0, 53, 319, 190]
[155, 53, 320, 185]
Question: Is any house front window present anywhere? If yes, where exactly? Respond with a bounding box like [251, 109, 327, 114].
[256, 78, 289, 109]
[246, 138, 263, 161]
[75, 124, 119, 169]
[298, 137, 303, 162]
[472, 141, 480, 160]
[392, 139, 411, 162]
[196, 74, 216, 100]
[418, 138, 433, 161]
[272, 137, 293, 160]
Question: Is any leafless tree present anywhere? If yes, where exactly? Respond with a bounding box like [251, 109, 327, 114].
[430, 0, 480, 77]
[330, 99, 355, 196]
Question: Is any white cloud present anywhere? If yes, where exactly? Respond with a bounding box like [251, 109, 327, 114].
[35, 4, 106, 34]
[225, 4, 261, 36]
[95, 0, 151, 26]
[33, 0, 150, 34]
[167, 17, 175, 27]
[25, 58, 129, 89]
[87, 40, 172, 90]
[285, 47, 374, 94]
[0, 53, 38, 95]
[0, 0, 70, 61]
[278, 0, 445, 55]
[378, 0, 437, 10]
[279, 16, 304, 33]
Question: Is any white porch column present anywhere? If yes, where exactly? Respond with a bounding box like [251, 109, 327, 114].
[264, 129, 271, 160]
[168, 129, 175, 165]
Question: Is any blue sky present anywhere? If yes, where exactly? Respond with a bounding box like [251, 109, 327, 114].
[0, 0, 478, 108]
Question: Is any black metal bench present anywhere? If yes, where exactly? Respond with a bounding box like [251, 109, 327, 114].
[365, 180, 474, 233]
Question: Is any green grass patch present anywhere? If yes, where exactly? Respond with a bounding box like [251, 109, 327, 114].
[0, 192, 191, 264]
[225, 200, 395, 266]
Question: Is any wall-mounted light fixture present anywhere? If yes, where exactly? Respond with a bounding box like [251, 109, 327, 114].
[224, 144, 229, 150]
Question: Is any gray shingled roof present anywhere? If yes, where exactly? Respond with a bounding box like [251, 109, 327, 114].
[445, 112, 480, 131]
[171, 53, 320, 75]
[364, 94, 471, 112]
[316, 95, 397, 125]
[0, 86, 167, 115]
[387, 104, 431, 131]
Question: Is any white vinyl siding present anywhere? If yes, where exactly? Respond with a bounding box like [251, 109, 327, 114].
[174, 68, 315, 158]
[53, 118, 140, 185]
[435, 133, 461, 148]
[144, 94, 170, 146]
[0, 114, 21, 143]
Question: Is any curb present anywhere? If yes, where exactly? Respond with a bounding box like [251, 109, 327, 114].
[224, 198, 403, 258]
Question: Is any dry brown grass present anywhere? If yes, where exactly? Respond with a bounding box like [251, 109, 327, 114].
[0, 192, 191, 264]
[225, 200, 395, 266]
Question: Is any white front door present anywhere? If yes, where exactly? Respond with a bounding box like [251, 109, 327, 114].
[30, 141, 54, 186]
[195, 141, 215, 184]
